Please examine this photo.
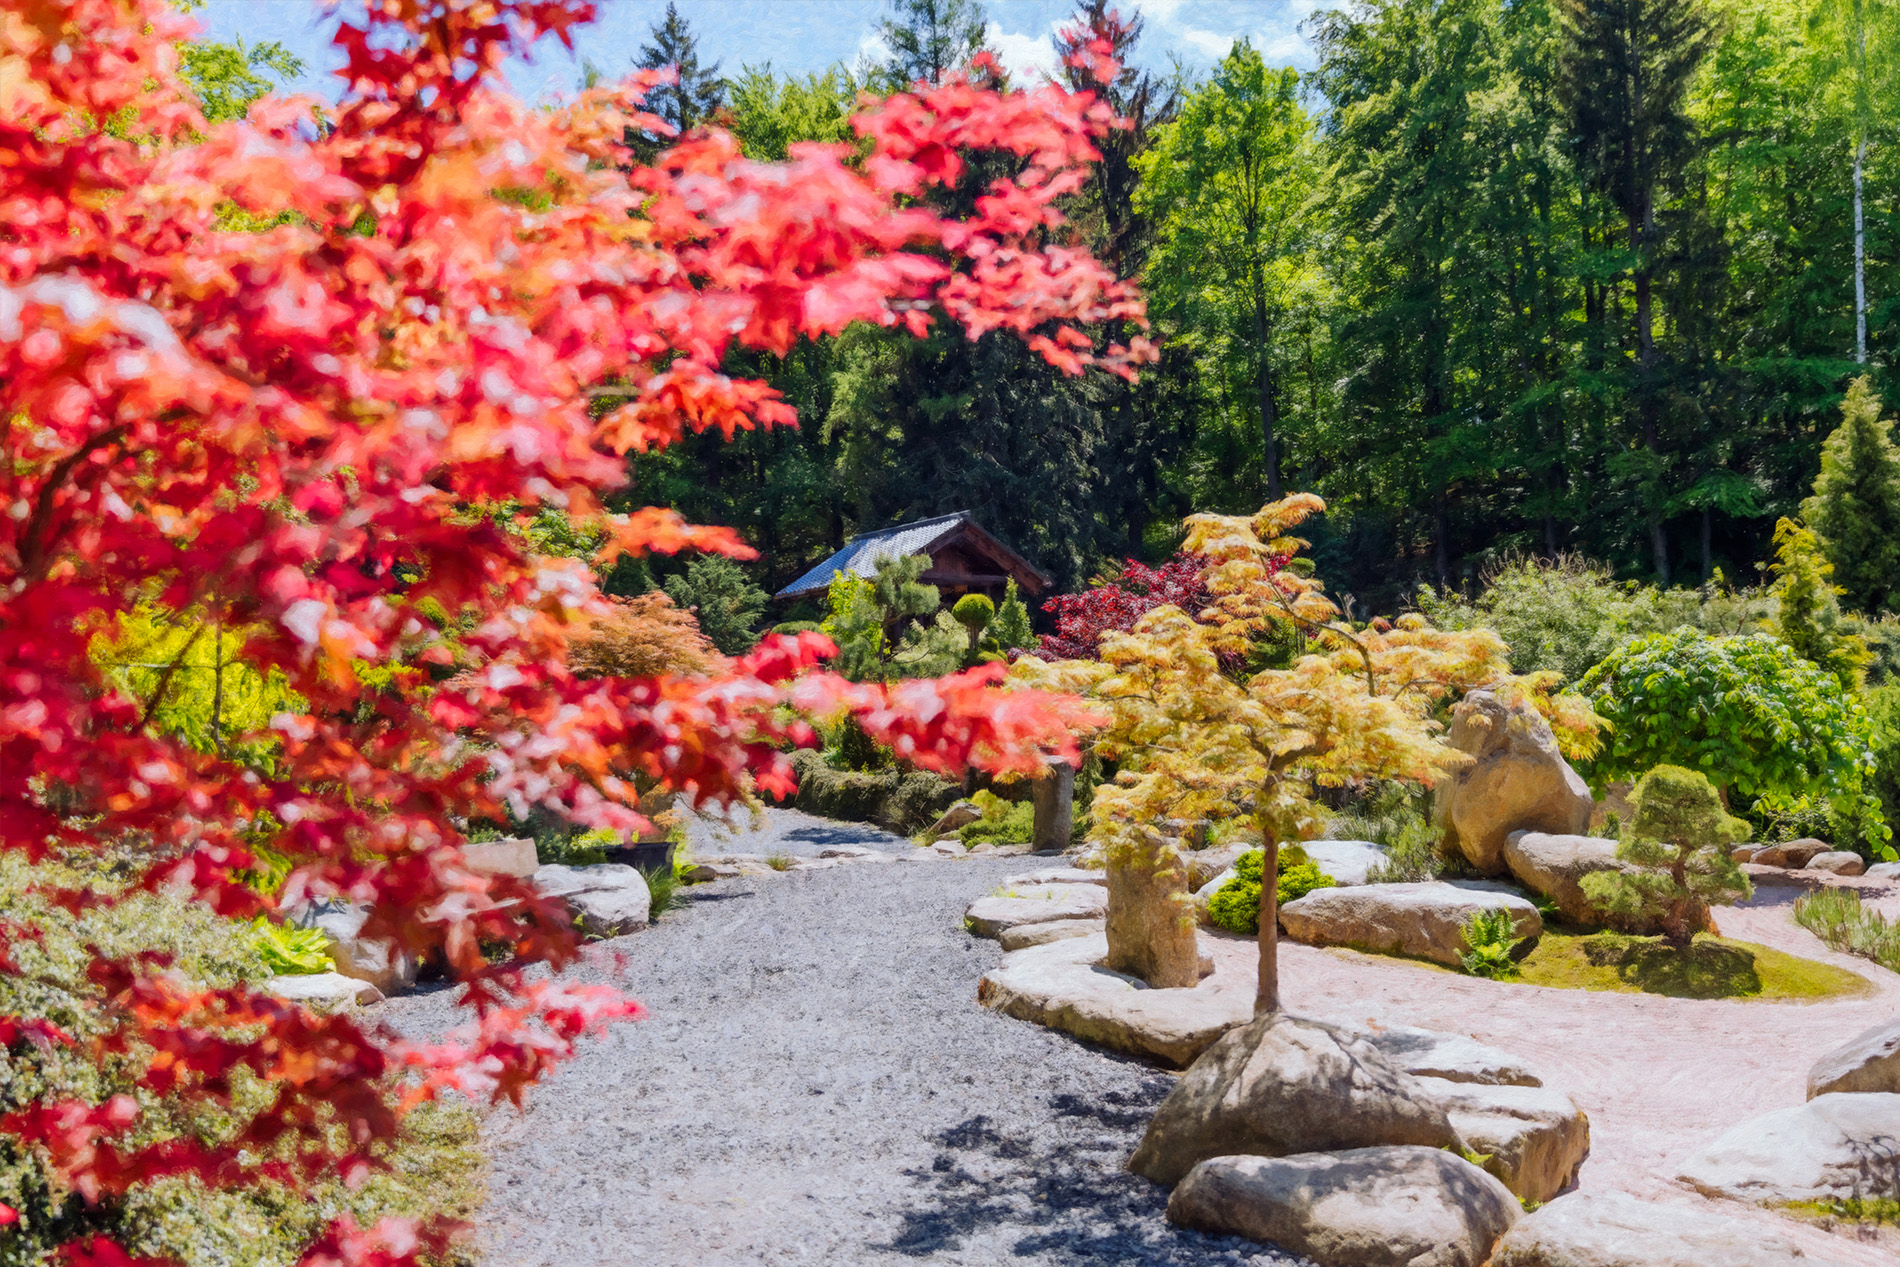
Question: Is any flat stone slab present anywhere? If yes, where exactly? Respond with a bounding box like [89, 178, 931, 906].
[998, 918, 1103, 951]
[1809, 1017, 1900, 1097]
[1676, 1092, 1900, 1204]
[976, 931, 1252, 1068]
[1345, 1022, 1544, 1087]
[1279, 881, 1542, 966]
[1167, 1147, 1520, 1267]
[265, 972, 383, 1008]
[1417, 1077, 1589, 1204]
[1001, 867, 1106, 888]
[1303, 839, 1388, 886]
[1487, 1190, 1855, 1267]
[464, 835, 539, 878]
[963, 885, 1107, 938]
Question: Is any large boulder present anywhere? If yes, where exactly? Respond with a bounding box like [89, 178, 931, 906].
[1166, 1147, 1519, 1267]
[1435, 688, 1594, 876]
[292, 899, 418, 993]
[1416, 1078, 1589, 1203]
[1127, 1013, 1462, 1185]
[1278, 881, 1543, 967]
[1187, 843, 1249, 891]
[928, 799, 982, 838]
[1805, 851, 1865, 876]
[1809, 1018, 1900, 1098]
[532, 863, 650, 938]
[1675, 1092, 1900, 1203]
[1866, 861, 1900, 881]
[462, 835, 538, 878]
[1303, 839, 1389, 886]
[977, 931, 1251, 1069]
[1487, 1190, 1856, 1267]
[963, 884, 1107, 939]
[1349, 1023, 1543, 1088]
[1752, 838, 1830, 869]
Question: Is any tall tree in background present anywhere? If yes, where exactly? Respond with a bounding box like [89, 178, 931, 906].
[1809, 0, 1899, 363]
[1138, 41, 1314, 500]
[638, 1, 727, 133]
[878, 0, 989, 86]
[1804, 376, 1900, 612]
[1558, 0, 1719, 582]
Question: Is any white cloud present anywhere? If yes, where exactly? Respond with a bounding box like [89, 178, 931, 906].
[985, 20, 1062, 85]
[1179, 26, 1238, 58]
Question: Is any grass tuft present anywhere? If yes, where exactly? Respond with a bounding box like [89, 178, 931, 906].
[1794, 888, 1900, 975]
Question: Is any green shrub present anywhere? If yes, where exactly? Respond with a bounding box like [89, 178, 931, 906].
[249, 917, 334, 976]
[1459, 908, 1524, 979]
[1580, 629, 1892, 860]
[787, 748, 961, 834]
[1580, 765, 1753, 946]
[0, 855, 480, 1266]
[536, 826, 614, 866]
[1206, 847, 1336, 935]
[662, 554, 767, 655]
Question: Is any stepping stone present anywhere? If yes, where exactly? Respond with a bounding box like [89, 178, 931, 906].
[1488, 1190, 1855, 1267]
[1279, 881, 1542, 967]
[997, 918, 1102, 951]
[962, 884, 1106, 938]
[1676, 1092, 1900, 1204]
[1001, 867, 1106, 888]
[1167, 1146, 1519, 1267]
[265, 972, 383, 1009]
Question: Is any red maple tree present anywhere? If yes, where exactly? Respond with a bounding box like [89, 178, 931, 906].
[0, 1, 1139, 1261]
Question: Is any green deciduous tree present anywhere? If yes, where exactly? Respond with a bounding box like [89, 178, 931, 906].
[1803, 376, 1900, 613]
[178, 36, 303, 123]
[1581, 764, 1753, 944]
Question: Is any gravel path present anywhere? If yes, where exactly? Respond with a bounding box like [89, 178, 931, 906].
[381, 809, 1308, 1267]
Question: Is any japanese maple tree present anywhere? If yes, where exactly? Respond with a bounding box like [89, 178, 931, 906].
[0, 1, 1136, 1260]
[1032, 552, 1224, 661]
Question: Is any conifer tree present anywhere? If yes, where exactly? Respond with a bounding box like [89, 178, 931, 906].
[1768, 517, 1868, 689]
[1802, 376, 1900, 613]
[878, 0, 989, 86]
[1581, 764, 1752, 946]
[637, 1, 726, 134]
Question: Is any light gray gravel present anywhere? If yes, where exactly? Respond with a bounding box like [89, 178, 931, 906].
[383, 809, 1310, 1266]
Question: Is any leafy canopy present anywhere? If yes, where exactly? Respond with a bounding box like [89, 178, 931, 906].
[1580, 764, 1753, 946]
[0, 1, 1134, 1257]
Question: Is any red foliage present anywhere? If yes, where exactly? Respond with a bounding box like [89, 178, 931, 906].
[1034, 553, 1217, 660]
[0, 1, 1128, 1261]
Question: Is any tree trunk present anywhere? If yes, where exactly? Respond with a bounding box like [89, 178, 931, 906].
[1700, 507, 1713, 582]
[1252, 262, 1281, 500]
[1254, 833, 1280, 1015]
[1855, 135, 1867, 364]
[1104, 829, 1200, 989]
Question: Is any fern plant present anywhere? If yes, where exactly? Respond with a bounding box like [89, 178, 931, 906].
[1458, 908, 1523, 979]
[250, 917, 334, 976]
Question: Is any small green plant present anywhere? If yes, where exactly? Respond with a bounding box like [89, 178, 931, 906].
[250, 916, 334, 976]
[1598, 810, 1623, 839]
[959, 792, 1035, 845]
[538, 826, 614, 866]
[1206, 847, 1336, 935]
[1458, 908, 1523, 979]
[1794, 888, 1900, 974]
[766, 850, 795, 872]
[1581, 765, 1753, 946]
[643, 863, 685, 919]
[1785, 1195, 1900, 1226]
[1339, 782, 1453, 883]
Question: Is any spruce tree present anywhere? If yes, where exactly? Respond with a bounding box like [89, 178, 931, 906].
[877, 0, 988, 86]
[637, 1, 726, 134]
[1802, 376, 1900, 614]
[1768, 517, 1868, 689]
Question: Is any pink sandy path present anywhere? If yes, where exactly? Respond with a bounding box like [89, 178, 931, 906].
[1193, 870, 1900, 1264]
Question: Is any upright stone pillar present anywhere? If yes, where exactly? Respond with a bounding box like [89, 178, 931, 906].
[1103, 827, 1201, 988]
[1031, 760, 1075, 852]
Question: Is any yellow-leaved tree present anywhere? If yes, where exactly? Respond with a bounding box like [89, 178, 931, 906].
[1015, 495, 1600, 1012]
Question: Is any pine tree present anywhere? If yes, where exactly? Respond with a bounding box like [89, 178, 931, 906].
[637, 1, 726, 134]
[1557, 0, 1718, 583]
[1768, 517, 1868, 689]
[877, 0, 988, 86]
[1803, 377, 1900, 613]
[1580, 765, 1752, 946]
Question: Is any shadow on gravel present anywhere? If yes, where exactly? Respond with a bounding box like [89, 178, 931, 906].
[777, 821, 906, 849]
[875, 1088, 1297, 1265]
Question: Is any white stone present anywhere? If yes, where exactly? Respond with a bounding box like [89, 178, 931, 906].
[1809, 1017, 1900, 1097]
[1303, 839, 1389, 886]
[1167, 1147, 1519, 1267]
[293, 899, 417, 993]
[1865, 861, 1900, 881]
[1675, 1092, 1900, 1204]
[532, 863, 650, 938]
[1346, 1023, 1543, 1087]
[963, 884, 1107, 938]
[976, 931, 1252, 1069]
[463, 835, 538, 878]
[1488, 1191, 1854, 1267]
[997, 918, 1104, 951]
[1279, 881, 1542, 967]
[1416, 1077, 1590, 1204]
[265, 972, 383, 1008]
[1002, 867, 1106, 888]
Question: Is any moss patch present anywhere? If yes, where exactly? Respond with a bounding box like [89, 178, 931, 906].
[1514, 927, 1874, 1001]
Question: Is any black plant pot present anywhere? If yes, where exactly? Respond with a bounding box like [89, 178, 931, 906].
[604, 841, 676, 875]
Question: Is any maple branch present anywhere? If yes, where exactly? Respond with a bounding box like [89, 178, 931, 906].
[17, 427, 125, 584]
[139, 624, 208, 732]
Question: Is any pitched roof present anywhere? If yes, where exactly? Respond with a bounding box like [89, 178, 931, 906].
[773, 511, 1050, 600]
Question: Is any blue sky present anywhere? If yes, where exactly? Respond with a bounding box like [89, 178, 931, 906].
[191, 1, 1320, 102]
